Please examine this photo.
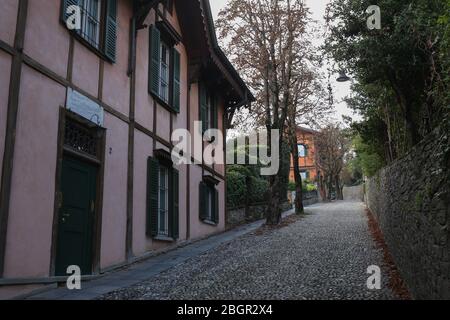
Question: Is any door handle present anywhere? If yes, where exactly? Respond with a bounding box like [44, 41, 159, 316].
[61, 212, 70, 223]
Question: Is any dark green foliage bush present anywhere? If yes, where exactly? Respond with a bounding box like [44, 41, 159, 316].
[226, 170, 247, 209]
[226, 167, 269, 209]
[288, 180, 317, 193]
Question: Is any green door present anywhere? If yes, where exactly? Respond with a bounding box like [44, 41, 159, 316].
[55, 155, 97, 276]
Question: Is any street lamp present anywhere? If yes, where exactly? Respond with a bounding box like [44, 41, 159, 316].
[336, 71, 350, 83]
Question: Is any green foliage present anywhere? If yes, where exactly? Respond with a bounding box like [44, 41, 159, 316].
[288, 180, 317, 192]
[305, 182, 318, 192]
[352, 135, 385, 177]
[435, 0, 450, 109]
[288, 181, 296, 192]
[226, 137, 291, 207]
[248, 176, 270, 203]
[226, 167, 269, 208]
[326, 0, 450, 170]
[226, 170, 247, 209]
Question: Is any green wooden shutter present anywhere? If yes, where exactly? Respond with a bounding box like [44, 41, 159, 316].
[199, 182, 208, 220]
[149, 25, 161, 96]
[199, 84, 207, 133]
[104, 0, 118, 62]
[170, 168, 179, 239]
[213, 188, 219, 224]
[212, 95, 218, 129]
[146, 157, 159, 237]
[61, 0, 81, 27]
[172, 49, 181, 113]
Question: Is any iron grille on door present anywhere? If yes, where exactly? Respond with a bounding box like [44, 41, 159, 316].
[64, 119, 99, 158]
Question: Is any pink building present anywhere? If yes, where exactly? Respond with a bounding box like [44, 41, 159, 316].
[0, 0, 253, 298]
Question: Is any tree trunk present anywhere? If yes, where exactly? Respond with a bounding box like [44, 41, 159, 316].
[289, 127, 304, 215]
[335, 175, 343, 200]
[265, 132, 283, 225]
[387, 71, 420, 147]
[318, 173, 327, 201]
[327, 176, 333, 201]
[404, 106, 420, 146]
[266, 174, 282, 225]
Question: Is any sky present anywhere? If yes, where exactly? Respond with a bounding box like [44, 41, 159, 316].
[209, 0, 357, 126]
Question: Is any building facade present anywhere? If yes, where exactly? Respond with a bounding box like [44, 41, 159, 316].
[0, 0, 252, 298]
[289, 126, 318, 182]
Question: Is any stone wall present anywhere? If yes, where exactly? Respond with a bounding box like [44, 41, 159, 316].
[365, 124, 450, 299]
[227, 201, 293, 228]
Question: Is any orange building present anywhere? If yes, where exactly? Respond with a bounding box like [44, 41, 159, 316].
[289, 127, 318, 182]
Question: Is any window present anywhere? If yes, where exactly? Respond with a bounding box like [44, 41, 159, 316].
[147, 156, 179, 240]
[199, 181, 219, 224]
[149, 25, 181, 113]
[300, 171, 307, 180]
[159, 42, 170, 103]
[199, 85, 218, 133]
[61, 0, 118, 62]
[80, 0, 101, 49]
[298, 144, 307, 158]
[158, 166, 169, 236]
[205, 186, 214, 221]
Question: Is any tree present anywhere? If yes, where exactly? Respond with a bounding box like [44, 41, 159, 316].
[217, 0, 314, 224]
[314, 124, 350, 201]
[325, 0, 450, 161]
[287, 72, 330, 213]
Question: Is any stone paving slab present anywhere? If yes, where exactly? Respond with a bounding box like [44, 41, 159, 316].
[26, 208, 295, 300]
[99, 201, 396, 300]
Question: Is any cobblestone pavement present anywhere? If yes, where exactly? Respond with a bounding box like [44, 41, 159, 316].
[100, 201, 396, 300]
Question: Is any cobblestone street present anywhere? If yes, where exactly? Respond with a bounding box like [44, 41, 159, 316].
[100, 201, 395, 300]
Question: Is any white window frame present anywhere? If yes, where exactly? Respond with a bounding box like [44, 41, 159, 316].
[298, 144, 307, 158]
[300, 171, 307, 180]
[206, 186, 214, 221]
[158, 166, 169, 236]
[159, 41, 170, 103]
[81, 0, 101, 49]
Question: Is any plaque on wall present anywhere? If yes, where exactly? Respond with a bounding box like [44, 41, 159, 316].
[66, 88, 104, 126]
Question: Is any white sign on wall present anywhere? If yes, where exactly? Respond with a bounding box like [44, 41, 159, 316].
[66, 88, 104, 126]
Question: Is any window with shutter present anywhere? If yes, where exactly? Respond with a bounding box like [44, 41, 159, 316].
[149, 25, 181, 113]
[104, 0, 118, 62]
[147, 157, 179, 240]
[170, 169, 179, 239]
[61, 0, 117, 63]
[147, 157, 159, 237]
[62, 0, 81, 28]
[199, 84, 219, 133]
[199, 182, 208, 221]
[173, 49, 181, 113]
[199, 181, 219, 225]
[149, 25, 161, 96]
[213, 189, 219, 224]
[158, 166, 170, 236]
